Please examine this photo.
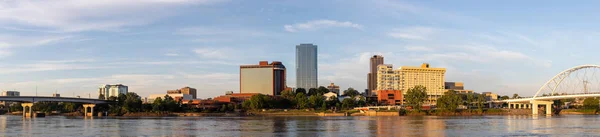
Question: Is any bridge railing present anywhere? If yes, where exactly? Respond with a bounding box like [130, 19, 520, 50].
[499, 92, 600, 101]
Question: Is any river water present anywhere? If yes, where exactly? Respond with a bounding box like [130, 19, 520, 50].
[1, 115, 599, 136]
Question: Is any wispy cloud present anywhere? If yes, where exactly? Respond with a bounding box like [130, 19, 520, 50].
[284, 20, 363, 32]
[194, 47, 232, 60]
[0, 0, 226, 32]
[164, 53, 180, 57]
[0, 59, 115, 74]
[388, 27, 436, 40]
[404, 46, 434, 52]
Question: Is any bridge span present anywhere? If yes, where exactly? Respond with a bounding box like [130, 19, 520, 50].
[498, 65, 600, 115]
[0, 96, 113, 118]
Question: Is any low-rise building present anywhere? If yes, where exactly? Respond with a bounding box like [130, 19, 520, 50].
[445, 82, 474, 94]
[482, 92, 498, 101]
[327, 83, 340, 96]
[2, 91, 19, 96]
[377, 90, 403, 105]
[147, 94, 193, 103]
[1, 91, 19, 107]
[167, 87, 197, 99]
[323, 92, 338, 101]
[213, 93, 258, 104]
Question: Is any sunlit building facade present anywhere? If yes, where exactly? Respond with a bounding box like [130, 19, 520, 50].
[240, 61, 286, 95]
[98, 84, 128, 99]
[375, 63, 446, 105]
[399, 63, 446, 105]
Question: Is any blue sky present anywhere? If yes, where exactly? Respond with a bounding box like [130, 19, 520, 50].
[0, 0, 598, 98]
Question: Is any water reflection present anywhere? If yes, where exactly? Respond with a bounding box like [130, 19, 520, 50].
[1, 115, 600, 136]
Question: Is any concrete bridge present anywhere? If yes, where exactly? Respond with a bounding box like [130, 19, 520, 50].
[0, 96, 113, 118]
[500, 65, 600, 115]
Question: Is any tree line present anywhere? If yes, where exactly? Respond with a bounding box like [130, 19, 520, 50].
[242, 87, 366, 111]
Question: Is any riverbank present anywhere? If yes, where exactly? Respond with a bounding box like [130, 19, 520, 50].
[5, 109, 598, 117]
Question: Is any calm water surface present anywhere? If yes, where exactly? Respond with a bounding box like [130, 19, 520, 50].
[1, 115, 600, 136]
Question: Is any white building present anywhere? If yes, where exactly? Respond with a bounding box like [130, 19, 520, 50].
[323, 92, 338, 101]
[1, 91, 19, 107]
[99, 84, 128, 99]
[2, 91, 20, 96]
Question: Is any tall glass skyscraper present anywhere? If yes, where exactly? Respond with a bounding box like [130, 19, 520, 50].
[296, 44, 318, 90]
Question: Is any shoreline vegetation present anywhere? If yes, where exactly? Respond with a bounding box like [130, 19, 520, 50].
[3, 86, 600, 117]
[6, 108, 600, 117]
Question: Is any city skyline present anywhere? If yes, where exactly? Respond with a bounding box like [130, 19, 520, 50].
[1, 1, 600, 98]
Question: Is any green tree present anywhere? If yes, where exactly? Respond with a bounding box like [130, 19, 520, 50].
[405, 85, 428, 111]
[308, 95, 324, 109]
[466, 93, 475, 109]
[62, 102, 77, 112]
[326, 96, 340, 110]
[308, 88, 318, 96]
[162, 95, 178, 112]
[244, 94, 272, 110]
[437, 90, 462, 112]
[122, 92, 143, 113]
[500, 96, 510, 100]
[356, 96, 367, 107]
[152, 97, 164, 112]
[227, 104, 235, 112]
[281, 89, 296, 100]
[295, 88, 306, 95]
[295, 92, 309, 109]
[476, 94, 486, 113]
[341, 98, 356, 110]
[583, 98, 600, 110]
[512, 94, 520, 99]
[342, 87, 360, 97]
[98, 94, 105, 100]
[9, 103, 23, 112]
[220, 104, 228, 112]
[317, 86, 330, 95]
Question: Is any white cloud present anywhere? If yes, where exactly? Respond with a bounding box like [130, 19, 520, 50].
[2, 72, 240, 98]
[284, 20, 363, 32]
[0, 49, 11, 58]
[0, 0, 225, 32]
[388, 27, 436, 40]
[0, 59, 115, 74]
[404, 46, 434, 52]
[193, 47, 231, 59]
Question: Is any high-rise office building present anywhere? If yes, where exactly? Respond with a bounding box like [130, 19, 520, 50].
[367, 55, 384, 96]
[240, 61, 286, 95]
[296, 44, 318, 90]
[98, 84, 128, 99]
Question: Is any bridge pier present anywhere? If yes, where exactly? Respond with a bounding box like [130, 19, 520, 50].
[20, 103, 34, 118]
[530, 100, 553, 115]
[83, 104, 96, 117]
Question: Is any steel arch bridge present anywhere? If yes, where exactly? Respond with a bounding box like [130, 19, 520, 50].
[500, 65, 600, 115]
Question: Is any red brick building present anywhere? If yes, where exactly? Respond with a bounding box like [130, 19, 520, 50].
[377, 90, 403, 105]
[213, 93, 258, 104]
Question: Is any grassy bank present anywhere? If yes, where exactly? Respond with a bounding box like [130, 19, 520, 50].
[561, 109, 599, 115]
